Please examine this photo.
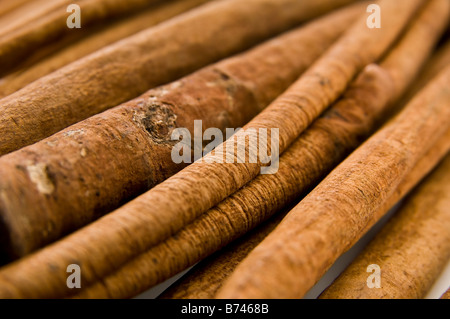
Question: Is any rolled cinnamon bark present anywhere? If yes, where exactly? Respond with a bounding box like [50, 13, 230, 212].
[0, 3, 362, 259]
[319, 155, 450, 299]
[159, 209, 289, 299]
[0, 0, 32, 18]
[0, 0, 211, 98]
[72, 0, 449, 298]
[0, 0, 432, 299]
[0, 0, 357, 155]
[216, 63, 450, 298]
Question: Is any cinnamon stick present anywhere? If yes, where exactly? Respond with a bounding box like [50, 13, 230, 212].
[0, 0, 356, 155]
[71, 0, 448, 298]
[159, 209, 289, 299]
[441, 288, 450, 299]
[0, 0, 32, 18]
[0, 3, 362, 259]
[216, 64, 450, 299]
[0, 0, 65, 37]
[320, 155, 450, 299]
[159, 132, 450, 299]
[0, 0, 163, 72]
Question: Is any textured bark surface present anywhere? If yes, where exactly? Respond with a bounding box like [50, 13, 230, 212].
[0, 0, 31, 18]
[0, 0, 425, 299]
[160, 7, 450, 301]
[0, 0, 211, 98]
[320, 155, 450, 299]
[0, 0, 357, 155]
[159, 209, 288, 299]
[69, 1, 449, 299]
[0, 4, 362, 259]
[216, 64, 450, 299]
[357, 128, 450, 242]
[393, 39, 450, 117]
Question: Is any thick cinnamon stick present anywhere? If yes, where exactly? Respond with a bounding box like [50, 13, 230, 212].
[0, 4, 362, 259]
[320, 155, 450, 299]
[216, 64, 450, 299]
[0, 0, 356, 155]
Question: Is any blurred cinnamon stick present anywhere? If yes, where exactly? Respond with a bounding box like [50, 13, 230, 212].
[216, 62, 450, 298]
[68, 0, 449, 298]
[0, 0, 211, 97]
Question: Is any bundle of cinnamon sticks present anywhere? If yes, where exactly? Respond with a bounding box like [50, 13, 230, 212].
[0, 0, 448, 300]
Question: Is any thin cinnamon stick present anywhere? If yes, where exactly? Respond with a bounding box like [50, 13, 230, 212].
[0, 0, 211, 98]
[320, 155, 450, 299]
[0, 3, 362, 259]
[392, 39, 450, 117]
[0, 0, 356, 155]
[159, 209, 289, 299]
[216, 64, 450, 299]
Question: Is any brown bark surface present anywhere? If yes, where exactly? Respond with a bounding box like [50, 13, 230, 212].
[72, 0, 449, 298]
[216, 64, 450, 298]
[320, 155, 450, 299]
[0, 4, 362, 259]
[0, 0, 427, 299]
[160, 132, 450, 299]
[0, 0, 211, 98]
[0, 0, 357, 155]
